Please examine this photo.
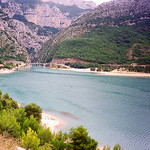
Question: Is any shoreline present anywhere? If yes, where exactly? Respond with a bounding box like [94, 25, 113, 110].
[55, 67, 150, 78]
[0, 68, 15, 74]
[41, 111, 64, 133]
[96, 71, 150, 78]
[0, 64, 32, 74]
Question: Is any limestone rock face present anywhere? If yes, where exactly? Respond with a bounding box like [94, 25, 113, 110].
[1, 0, 96, 29]
[0, 0, 96, 62]
[24, 4, 71, 28]
[41, 0, 96, 9]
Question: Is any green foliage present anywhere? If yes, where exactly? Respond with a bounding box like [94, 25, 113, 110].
[0, 109, 21, 138]
[13, 108, 27, 128]
[21, 127, 40, 150]
[52, 25, 149, 64]
[2, 93, 9, 100]
[69, 125, 98, 150]
[103, 145, 111, 150]
[39, 143, 52, 150]
[65, 62, 98, 69]
[22, 115, 39, 133]
[0, 91, 123, 150]
[0, 92, 18, 109]
[113, 144, 123, 150]
[52, 131, 69, 150]
[37, 125, 53, 146]
[0, 44, 27, 63]
[24, 103, 42, 123]
[0, 90, 2, 100]
[0, 59, 4, 64]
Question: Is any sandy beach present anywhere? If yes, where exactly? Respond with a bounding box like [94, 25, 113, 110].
[41, 112, 62, 133]
[57, 67, 94, 73]
[56, 67, 150, 78]
[96, 71, 150, 78]
[0, 68, 15, 74]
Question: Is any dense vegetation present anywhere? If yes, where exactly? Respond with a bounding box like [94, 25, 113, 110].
[0, 44, 26, 62]
[65, 62, 150, 73]
[50, 24, 150, 65]
[0, 91, 123, 150]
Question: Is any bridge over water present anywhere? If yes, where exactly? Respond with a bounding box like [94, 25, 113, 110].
[27, 63, 50, 67]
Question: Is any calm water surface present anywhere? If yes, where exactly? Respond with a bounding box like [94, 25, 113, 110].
[0, 66, 150, 150]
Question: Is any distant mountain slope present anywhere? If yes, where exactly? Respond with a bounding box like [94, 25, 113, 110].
[0, 0, 96, 62]
[38, 0, 150, 65]
[2, 0, 95, 29]
[0, 7, 50, 62]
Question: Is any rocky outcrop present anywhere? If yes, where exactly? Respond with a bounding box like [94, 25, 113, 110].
[1, 0, 96, 29]
[0, 9, 49, 62]
[0, 19, 30, 62]
[23, 4, 72, 29]
[0, 0, 96, 62]
[41, 0, 96, 9]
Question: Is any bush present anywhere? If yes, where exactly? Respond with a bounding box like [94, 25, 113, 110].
[113, 144, 123, 150]
[69, 126, 98, 150]
[52, 131, 69, 150]
[37, 125, 53, 146]
[22, 115, 39, 133]
[21, 127, 40, 150]
[39, 143, 52, 150]
[13, 108, 27, 128]
[24, 103, 42, 123]
[3, 92, 10, 99]
[0, 110, 21, 138]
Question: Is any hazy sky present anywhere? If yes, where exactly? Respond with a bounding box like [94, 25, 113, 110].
[86, 0, 111, 5]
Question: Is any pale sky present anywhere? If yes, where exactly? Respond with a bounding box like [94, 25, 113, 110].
[86, 0, 111, 5]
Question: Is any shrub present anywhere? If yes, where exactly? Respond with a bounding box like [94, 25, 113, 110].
[0, 110, 21, 138]
[37, 125, 53, 146]
[21, 127, 40, 150]
[22, 115, 39, 133]
[24, 103, 42, 123]
[39, 143, 53, 150]
[52, 131, 69, 150]
[113, 144, 123, 150]
[3, 92, 10, 99]
[69, 126, 98, 150]
[13, 108, 27, 128]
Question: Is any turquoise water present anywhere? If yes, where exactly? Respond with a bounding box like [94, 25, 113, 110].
[0, 66, 150, 150]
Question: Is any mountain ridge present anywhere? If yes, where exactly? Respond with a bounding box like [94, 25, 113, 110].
[0, 0, 96, 62]
[38, 0, 150, 65]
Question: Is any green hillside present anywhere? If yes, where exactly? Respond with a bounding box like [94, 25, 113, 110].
[39, 0, 150, 65]
[45, 22, 150, 64]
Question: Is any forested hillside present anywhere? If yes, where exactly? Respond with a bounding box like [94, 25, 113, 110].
[38, 0, 150, 65]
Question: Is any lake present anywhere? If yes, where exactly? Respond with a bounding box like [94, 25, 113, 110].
[0, 66, 150, 150]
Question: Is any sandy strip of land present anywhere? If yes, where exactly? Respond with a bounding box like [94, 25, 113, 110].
[56, 68, 150, 78]
[0, 64, 32, 74]
[0, 68, 15, 74]
[96, 71, 150, 77]
[41, 112, 61, 133]
[57, 68, 94, 73]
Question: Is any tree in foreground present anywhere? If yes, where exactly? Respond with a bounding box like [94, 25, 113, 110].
[69, 125, 98, 150]
[113, 144, 123, 150]
[21, 127, 40, 150]
[24, 103, 42, 123]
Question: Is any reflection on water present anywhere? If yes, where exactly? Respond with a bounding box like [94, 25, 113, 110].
[0, 66, 150, 150]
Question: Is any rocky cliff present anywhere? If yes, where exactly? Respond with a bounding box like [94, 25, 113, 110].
[1, 0, 96, 29]
[0, 0, 96, 62]
[38, 0, 150, 65]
